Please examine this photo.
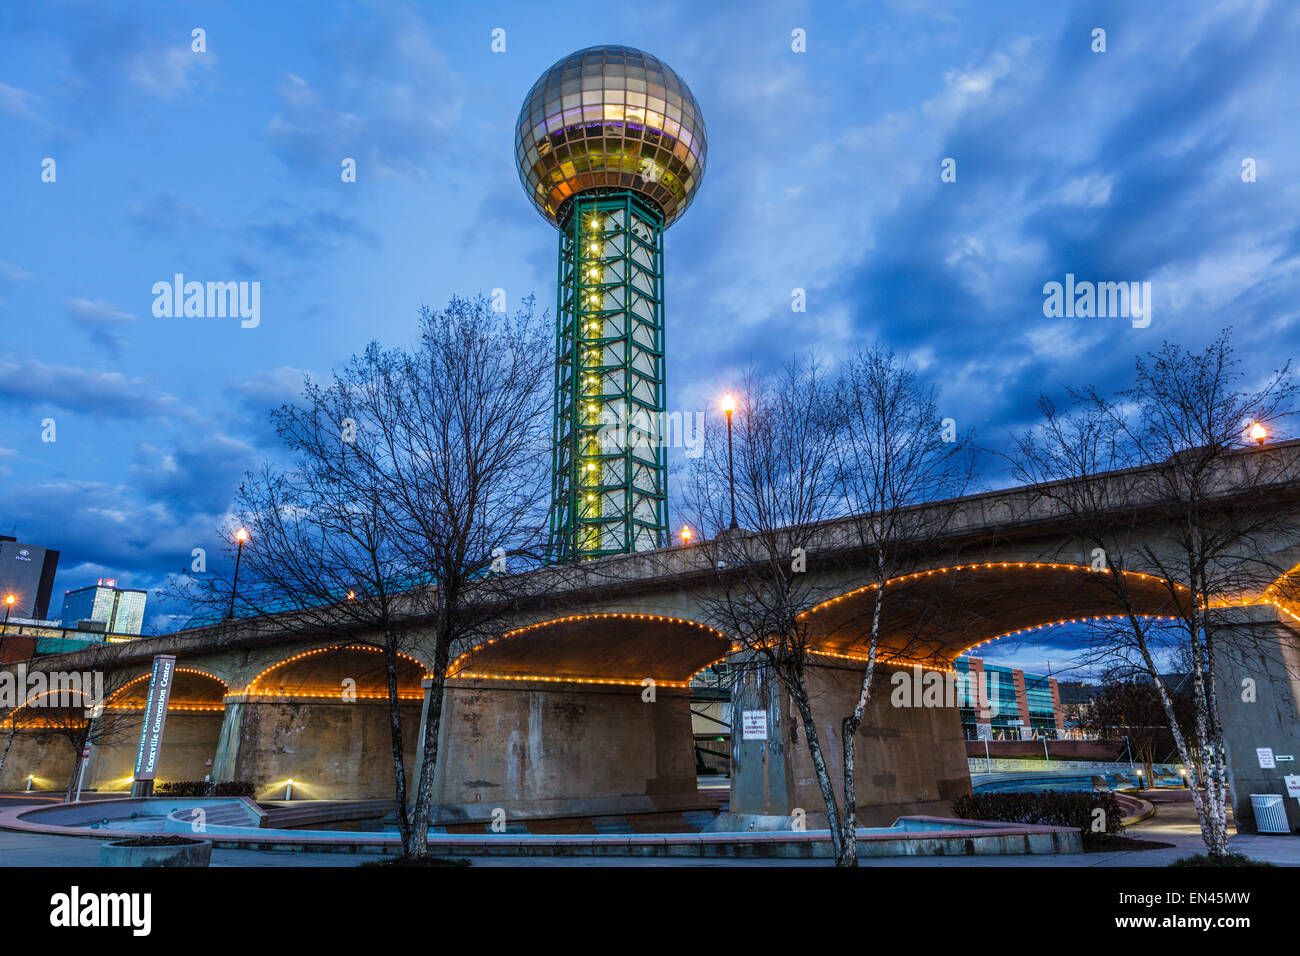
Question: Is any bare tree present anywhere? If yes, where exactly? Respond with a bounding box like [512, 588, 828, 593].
[177, 294, 552, 859]
[1012, 329, 1300, 857]
[367, 295, 553, 855]
[829, 345, 975, 864]
[683, 357, 853, 861]
[1082, 678, 1178, 784]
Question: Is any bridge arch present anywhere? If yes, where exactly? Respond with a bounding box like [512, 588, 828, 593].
[448, 612, 731, 686]
[799, 561, 1191, 666]
[105, 667, 228, 711]
[81, 668, 231, 792]
[240, 644, 431, 700]
[215, 644, 430, 801]
[0, 688, 98, 793]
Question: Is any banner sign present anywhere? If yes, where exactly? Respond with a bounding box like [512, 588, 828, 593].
[132, 655, 176, 781]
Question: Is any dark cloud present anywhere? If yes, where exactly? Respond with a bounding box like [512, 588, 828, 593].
[128, 433, 258, 516]
[0, 358, 175, 419]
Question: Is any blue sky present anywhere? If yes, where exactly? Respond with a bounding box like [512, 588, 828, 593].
[1, 0, 1297, 667]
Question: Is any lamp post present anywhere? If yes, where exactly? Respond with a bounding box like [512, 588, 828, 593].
[2, 593, 14, 644]
[680, 526, 693, 545]
[227, 528, 248, 620]
[722, 393, 737, 531]
[1249, 421, 1268, 446]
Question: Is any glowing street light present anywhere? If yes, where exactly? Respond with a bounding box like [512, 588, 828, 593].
[1249, 421, 1268, 446]
[2, 593, 14, 639]
[228, 528, 249, 620]
[680, 526, 694, 545]
[722, 393, 738, 531]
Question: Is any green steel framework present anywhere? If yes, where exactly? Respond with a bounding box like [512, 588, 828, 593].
[550, 192, 667, 561]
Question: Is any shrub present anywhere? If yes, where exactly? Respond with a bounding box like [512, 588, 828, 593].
[1169, 852, 1274, 867]
[112, 835, 205, 847]
[155, 780, 256, 798]
[952, 790, 1124, 845]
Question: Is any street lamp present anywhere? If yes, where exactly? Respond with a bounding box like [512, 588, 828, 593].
[228, 528, 249, 620]
[680, 526, 693, 545]
[1249, 421, 1268, 446]
[722, 393, 737, 531]
[2, 593, 14, 642]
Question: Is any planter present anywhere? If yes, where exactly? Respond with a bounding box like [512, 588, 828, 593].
[99, 838, 212, 868]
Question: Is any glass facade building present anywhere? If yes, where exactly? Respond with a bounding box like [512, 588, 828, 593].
[955, 656, 1064, 740]
[58, 579, 147, 635]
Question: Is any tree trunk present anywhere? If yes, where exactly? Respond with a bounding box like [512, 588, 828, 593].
[406, 594, 456, 859]
[0, 721, 17, 781]
[788, 670, 845, 863]
[380, 629, 413, 855]
[839, 574, 885, 867]
[64, 731, 89, 803]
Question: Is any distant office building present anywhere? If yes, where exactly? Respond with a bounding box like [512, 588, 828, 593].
[954, 656, 1065, 741]
[58, 578, 147, 635]
[0, 536, 60, 620]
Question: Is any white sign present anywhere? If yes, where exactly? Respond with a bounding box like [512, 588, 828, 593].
[1276, 754, 1294, 762]
[1006, 719, 1023, 726]
[1285, 775, 1300, 798]
[741, 710, 768, 741]
[1257, 747, 1276, 769]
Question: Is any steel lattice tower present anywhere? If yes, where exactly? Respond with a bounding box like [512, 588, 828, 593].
[515, 45, 708, 561]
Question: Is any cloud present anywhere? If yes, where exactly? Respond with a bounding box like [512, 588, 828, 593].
[0, 260, 32, 284]
[124, 43, 215, 99]
[245, 206, 381, 261]
[0, 358, 176, 419]
[128, 433, 258, 515]
[126, 193, 206, 235]
[265, 11, 463, 180]
[0, 82, 45, 122]
[222, 365, 315, 448]
[7, 475, 234, 618]
[65, 298, 136, 354]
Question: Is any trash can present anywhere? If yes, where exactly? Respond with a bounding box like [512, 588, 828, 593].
[1249, 793, 1289, 834]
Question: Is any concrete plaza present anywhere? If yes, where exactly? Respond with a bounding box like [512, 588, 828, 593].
[1, 790, 1295, 867]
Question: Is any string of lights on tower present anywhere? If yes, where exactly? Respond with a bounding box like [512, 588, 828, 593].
[515, 45, 708, 561]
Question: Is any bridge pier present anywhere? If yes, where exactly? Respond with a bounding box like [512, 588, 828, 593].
[211, 697, 421, 800]
[425, 677, 710, 826]
[728, 652, 971, 828]
[89, 709, 224, 792]
[1212, 606, 1300, 834]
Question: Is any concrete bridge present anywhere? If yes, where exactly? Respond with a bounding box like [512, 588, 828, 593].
[5, 442, 1300, 831]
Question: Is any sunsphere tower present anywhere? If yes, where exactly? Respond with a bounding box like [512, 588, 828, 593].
[515, 45, 707, 562]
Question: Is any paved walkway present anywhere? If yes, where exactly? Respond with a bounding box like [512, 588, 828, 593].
[0, 790, 1295, 866]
